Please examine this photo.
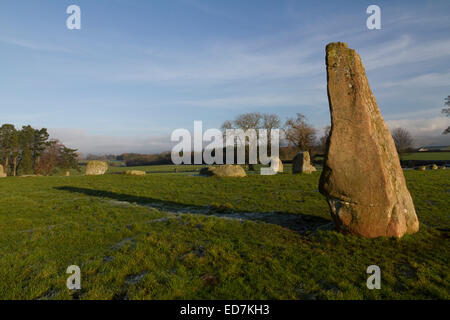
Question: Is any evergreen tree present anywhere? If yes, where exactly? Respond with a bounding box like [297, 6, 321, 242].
[10, 129, 19, 176]
[19, 126, 35, 175]
[0, 124, 18, 175]
[60, 146, 80, 171]
[33, 128, 50, 166]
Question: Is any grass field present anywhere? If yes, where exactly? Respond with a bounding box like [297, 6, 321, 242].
[401, 152, 450, 161]
[0, 165, 449, 300]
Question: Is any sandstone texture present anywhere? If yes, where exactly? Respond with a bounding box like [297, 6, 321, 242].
[199, 165, 246, 177]
[319, 42, 419, 238]
[292, 152, 317, 174]
[0, 165, 6, 178]
[271, 156, 284, 173]
[85, 161, 108, 176]
[125, 170, 146, 176]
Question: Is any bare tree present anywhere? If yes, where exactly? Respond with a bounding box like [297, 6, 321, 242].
[318, 125, 331, 154]
[284, 113, 317, 153]
[221, 113, 262, 149]
[221, 112, 281, 169]
[233, 112, 262, 131]
[392, 127, 414, 155]
[442, 95, 450, 134]
[262, 113, 281, 155]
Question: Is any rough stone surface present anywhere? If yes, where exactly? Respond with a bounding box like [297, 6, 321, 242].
[199, 165, 246, 177]
[271, 156, 284, 173]
[0, 165, 6, 178]
[319, 42, 419, 238]
[292, 152, 317, 174]
[85, 161, 108, 176]
[125, 170, 146, 176]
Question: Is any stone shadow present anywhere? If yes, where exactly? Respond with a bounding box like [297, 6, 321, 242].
[55, 186, 333, 234]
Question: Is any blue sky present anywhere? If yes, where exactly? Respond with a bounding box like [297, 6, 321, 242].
[0, 0, 449, 154]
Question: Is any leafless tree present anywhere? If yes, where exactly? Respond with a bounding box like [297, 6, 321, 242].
[442, 95, 450, 134]
[318, 125, 331, 153]
[233, 112, 263, 131]
[392, 127, 414, 155]
[283, 113, 317, 153]
[221, 112, 281, 169]
[262, 113, 281, 154]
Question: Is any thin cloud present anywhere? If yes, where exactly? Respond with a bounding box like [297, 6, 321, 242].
[377, 72, 450, 89]
[0, 36, 73, 53]
[386, 117, 450, 136]
[362, 36, 450, 70]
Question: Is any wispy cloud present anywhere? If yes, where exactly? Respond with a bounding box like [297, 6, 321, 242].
[179, 92, 327, 109]
[386, 117, 449, 136]
[0, 36, 72, 53]
[378, 72, 450, 89]
[361, 36, 450, 70]
[110, 41, 322, 84]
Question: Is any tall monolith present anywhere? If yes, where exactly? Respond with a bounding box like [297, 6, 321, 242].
[319, 42, 419, 238]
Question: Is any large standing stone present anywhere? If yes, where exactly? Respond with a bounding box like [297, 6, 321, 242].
[292, 152, 317, 174]
[319, 42, 419, 238]
[0, 165, 6, 178]
[85, 160, 108, 176]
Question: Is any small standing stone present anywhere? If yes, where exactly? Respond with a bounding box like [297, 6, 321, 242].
[85, 160, 108, 176]
[292, 152, 317, 174]
[125, 170, 146, 176]
[0, 165, 6, 178]
[271, 156, 283, 173]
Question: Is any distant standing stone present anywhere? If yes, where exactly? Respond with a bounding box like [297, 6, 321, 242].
[431, 164, 438, 170]
[199, 165, 246, 177]
[85, 160, 108, 176]
[125, 170, 146, 176]
[65, 171, 70, 176]
[271, 156, 283, 173]
[0, 165, 6, 178]
[292, 151, 317, 174]
[319, 42, 419, 238]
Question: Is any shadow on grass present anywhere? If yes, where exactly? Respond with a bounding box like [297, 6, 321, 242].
[55, 186, 333, 234]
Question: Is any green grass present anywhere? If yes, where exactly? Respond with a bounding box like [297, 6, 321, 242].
[0, 166, 448, 300]
[401, 152, 450, 161]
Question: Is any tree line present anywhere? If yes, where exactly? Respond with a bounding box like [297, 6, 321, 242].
[89, 111, 420, 167]
[443, 95, 449, 135]
[221, 112, 329, 156]
[0, 124, 79, 176]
